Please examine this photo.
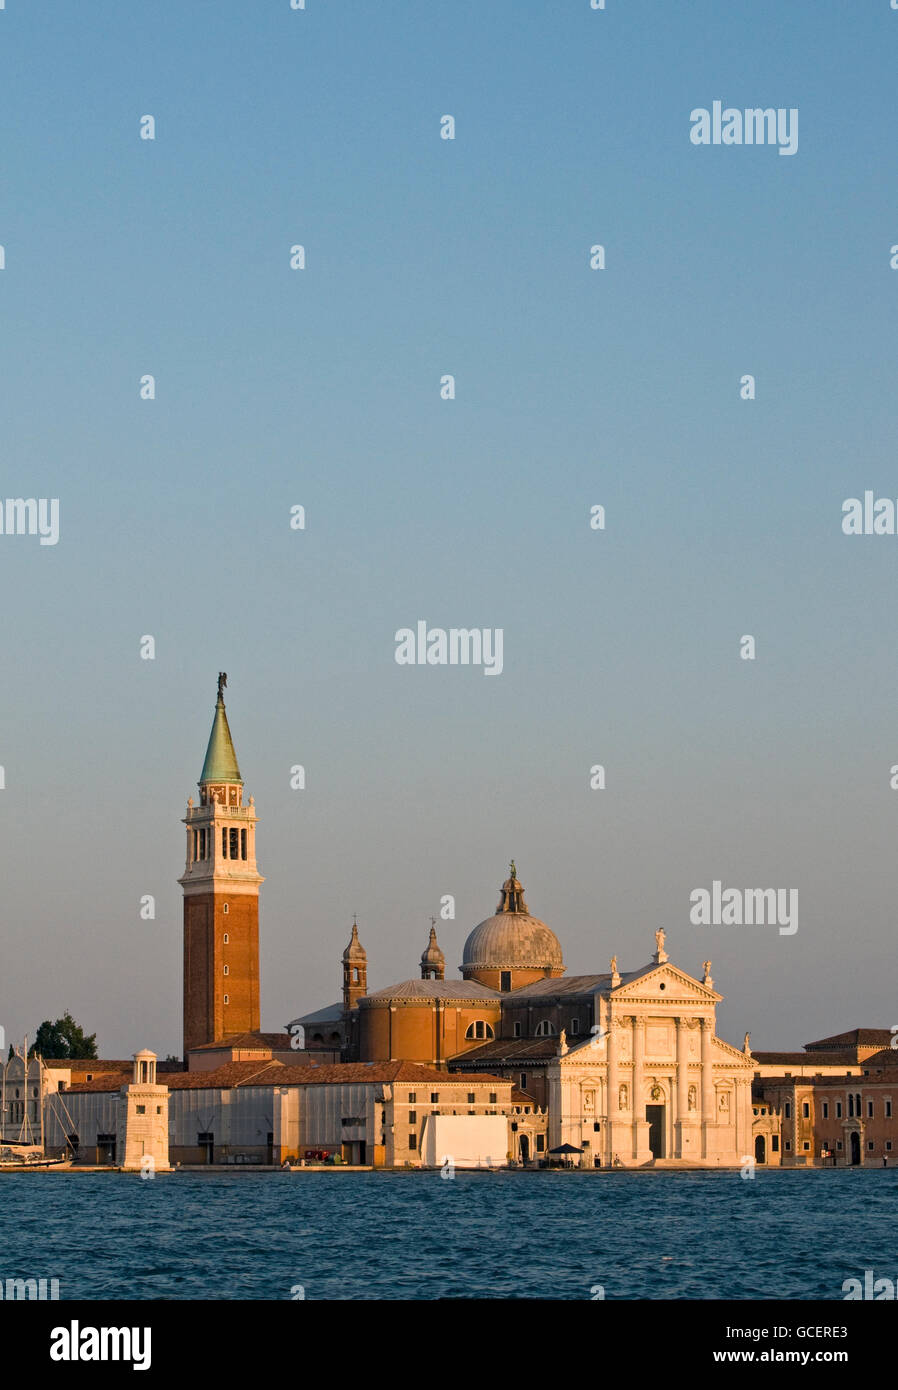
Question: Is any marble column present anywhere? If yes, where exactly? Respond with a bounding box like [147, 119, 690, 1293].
[701, 1018, 714, 1157]
[606, 1017, 618, 1165]
[632, 1014, 644, 1158]
[676, 1016, 690, 1158]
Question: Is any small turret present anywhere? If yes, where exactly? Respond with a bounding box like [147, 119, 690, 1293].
[342, 918, 367, 1011]
[420, 920, 445, 981]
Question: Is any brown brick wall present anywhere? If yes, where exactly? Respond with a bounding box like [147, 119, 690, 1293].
[183, 891, 259, 1055]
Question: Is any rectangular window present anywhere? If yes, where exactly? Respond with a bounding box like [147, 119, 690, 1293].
[408, 1093, 416, 1104]
[887, 1100, 893, 1118]
[241, 828, 247, 860]
[869, 1141, 875, 1151]
[888, 1142, 893, 1151]
[500, 971, 511, 992]
[430, 1093, 439, 1104]
[803, 1141, 810, 1150]
[519, 1073, 527, 1091]
[785, 1141, 791, 1151]
[536, 1135, 545, 1152]
[867, 1100, 874, 1118]
[489, 1092, 497, 1104]
[513, 1021, 522, 1038]
[408, 1134, 416, 1150]
[408, 1112, 416, 1125]
[229, 827, 239, 860]
[222, 827, 227, 858]
[467, 1093, 475, 1104]
[802, 1102, 809, 1119]
[771, 1135, 779, 1152]
[784, 1102, 791, 1119]
[570, 1019, 580, 1034]
[836, 1102, 842, 1118]
[822, 1102, 829, 1119]
[136, 1105, 146, 1115]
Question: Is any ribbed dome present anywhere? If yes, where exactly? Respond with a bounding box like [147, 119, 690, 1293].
[462, 867, 563, 974]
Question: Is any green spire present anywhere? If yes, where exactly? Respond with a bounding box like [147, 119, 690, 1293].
[199, 675, 242, 785]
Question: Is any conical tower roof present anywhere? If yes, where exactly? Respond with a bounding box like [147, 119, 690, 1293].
[343, 921, 366, 962]
[421, 924, 445, 969]
[200, 677, 243, 785]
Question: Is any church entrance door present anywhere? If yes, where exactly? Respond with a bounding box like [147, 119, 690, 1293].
[755, 1134, 766, 1165]
[646, 1104, 665, 1158]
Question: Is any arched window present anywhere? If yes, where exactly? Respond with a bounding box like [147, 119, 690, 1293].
[465, 1021, 495, 1041]
[534, 1020, 556, 1037]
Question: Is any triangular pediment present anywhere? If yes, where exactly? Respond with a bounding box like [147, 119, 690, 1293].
[611, 962, 721, 1004]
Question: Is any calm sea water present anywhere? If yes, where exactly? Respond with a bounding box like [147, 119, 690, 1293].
[0, 1168, 893, 1300]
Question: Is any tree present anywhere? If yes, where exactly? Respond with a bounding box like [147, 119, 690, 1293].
[31, 1012, 97, 1060]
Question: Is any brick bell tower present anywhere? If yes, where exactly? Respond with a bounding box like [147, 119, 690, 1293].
[180, 674, 263, 1059]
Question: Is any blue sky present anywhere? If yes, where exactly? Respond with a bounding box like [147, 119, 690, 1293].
[1, 0, 897, 1056]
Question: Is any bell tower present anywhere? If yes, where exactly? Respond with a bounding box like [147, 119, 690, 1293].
[180, 674, 263, 1059]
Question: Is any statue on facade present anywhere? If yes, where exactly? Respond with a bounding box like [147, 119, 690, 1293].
[218, 671, 227, 696]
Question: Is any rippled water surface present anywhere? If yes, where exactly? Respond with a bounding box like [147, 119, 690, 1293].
[0, 1168, 893, 1300]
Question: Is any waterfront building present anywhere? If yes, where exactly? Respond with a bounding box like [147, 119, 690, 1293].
[44, 1060, 515, 1167]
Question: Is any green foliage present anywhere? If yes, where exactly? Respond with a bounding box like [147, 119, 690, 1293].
[31, 1011, 98, 1060]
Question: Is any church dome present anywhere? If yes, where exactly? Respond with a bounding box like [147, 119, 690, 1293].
[462, 866, 564, 979]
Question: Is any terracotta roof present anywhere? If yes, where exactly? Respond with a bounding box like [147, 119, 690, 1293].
[362, 979, 501, 1002]
[66, 1059, 512, 1094]
[508, 975, 611, 998]
[449, 1037, 559, 1065]
[753, 1051, 860, 1067]
[189, 1032, 291, 1051]
[859, 1050, 898, 1068]
[803, 1028, 893, 1049]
